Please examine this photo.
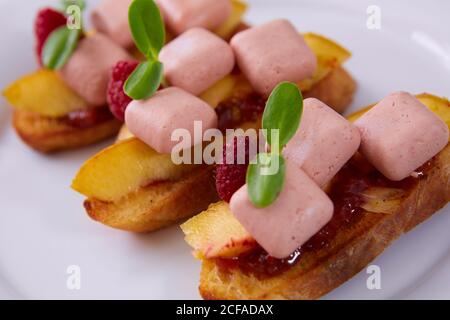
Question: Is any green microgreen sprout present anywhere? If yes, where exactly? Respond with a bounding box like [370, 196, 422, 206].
[43, 0, 86, 70]
[124, 0, 165, 100]
[246, 82, 304, 208]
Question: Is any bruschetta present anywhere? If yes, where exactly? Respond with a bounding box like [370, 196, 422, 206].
[72, 30, 356, 232]
[181, 93, 450, 300]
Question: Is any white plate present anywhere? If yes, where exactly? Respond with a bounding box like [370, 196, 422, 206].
[0, 0, 449, 299]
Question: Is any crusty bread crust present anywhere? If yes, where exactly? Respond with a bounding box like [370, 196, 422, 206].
[13, 111, 121, 153]
[82, 66, 356, 233]
[199, 144, 450, 300]
[304, 67, 356, 114]
[85, 166, 219, 233]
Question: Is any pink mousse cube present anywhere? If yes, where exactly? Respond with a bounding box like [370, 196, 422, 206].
[160, 28, 235, 95]
[230, 160, 334, 259]
[59, 33, 132, 106]
[230, 19, 317, 97]
[355, 92, 449, 181]
[125, 87, 218, 154]
[158, 0, 232, 35]
[283, 98, 361, 187]
[91, 0, 134, 48]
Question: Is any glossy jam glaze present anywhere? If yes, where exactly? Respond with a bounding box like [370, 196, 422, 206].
[214, 153, 430, 279]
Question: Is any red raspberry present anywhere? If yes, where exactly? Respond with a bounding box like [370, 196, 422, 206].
[215, 136, 257, 202]
[35, 8, 67, 65]
[107, 60, 139, 122]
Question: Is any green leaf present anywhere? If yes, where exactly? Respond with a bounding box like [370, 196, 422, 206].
[246, 153, 286, 208]
[124, 60, 163, 100]
[42, 26, 81, 70]
[128, 0, 165, 60]
[59, 0, 86, 11]
[262, 82, 303, 153]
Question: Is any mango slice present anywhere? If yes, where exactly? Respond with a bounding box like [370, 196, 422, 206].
[3, 70, 89, 117]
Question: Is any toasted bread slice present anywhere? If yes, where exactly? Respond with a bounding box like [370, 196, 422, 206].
[304, 66, 356, 114]
[196, 95, 450, 300]
[13, 110, 121, 153]
[82, 66, 356, 232]
[85, 166, 218, 232]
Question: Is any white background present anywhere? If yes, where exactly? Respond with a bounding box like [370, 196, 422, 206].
[0, 0, 449, 299]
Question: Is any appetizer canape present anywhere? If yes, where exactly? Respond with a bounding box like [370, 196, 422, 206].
[2, 0, 247, 153]
[72, 0, 356, 233]
[181, 92, 450, 300]
[2, 1, 131, 152]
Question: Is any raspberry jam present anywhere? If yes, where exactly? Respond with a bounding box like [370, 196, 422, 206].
[214, 153, 429, 280]
[216, 93, 266, 132]
[63, 107, 114, 129]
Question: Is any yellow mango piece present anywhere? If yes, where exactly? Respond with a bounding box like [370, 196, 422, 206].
[200, 75, 237, 108]
[181, 201, 256, 259]
[215, 0, 248, 39]
[3, 69, 89, 117]
[299, 32, 352, 91]
[72, 138, 194, 202]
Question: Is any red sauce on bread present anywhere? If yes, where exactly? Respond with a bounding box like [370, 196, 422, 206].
[63, 107, 114, 129]
[216, 93, 265, 132]
[214, 153, 430, 280]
